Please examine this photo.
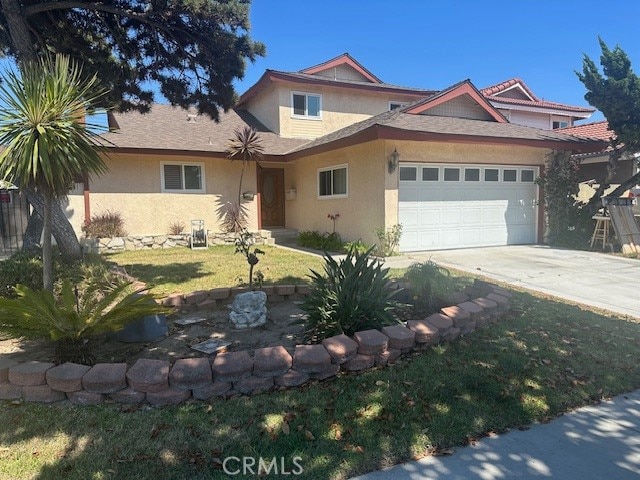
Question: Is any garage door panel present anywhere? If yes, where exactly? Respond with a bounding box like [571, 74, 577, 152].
[399, 163, 538, 252]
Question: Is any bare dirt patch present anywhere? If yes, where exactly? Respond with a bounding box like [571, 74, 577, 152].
[0, 300, 307, 365]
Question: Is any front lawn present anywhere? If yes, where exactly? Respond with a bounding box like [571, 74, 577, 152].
[2, 289, 640, 479]
[106, 245, 324, 296]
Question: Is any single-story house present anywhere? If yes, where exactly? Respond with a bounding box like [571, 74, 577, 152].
[67, 53, 605, 251]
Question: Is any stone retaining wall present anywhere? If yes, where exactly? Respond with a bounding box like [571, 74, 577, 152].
[84, 231, 271, 254]
[0, 281, 513, 406]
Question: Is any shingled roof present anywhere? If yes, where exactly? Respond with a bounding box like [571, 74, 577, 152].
[101, 104, 307, 156]
[288, 109, 607, 158]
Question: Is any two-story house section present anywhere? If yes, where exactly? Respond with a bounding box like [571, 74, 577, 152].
[77, 53, 604, 252]
[480, 78, 595, 130]
[236, 53, 435, 139]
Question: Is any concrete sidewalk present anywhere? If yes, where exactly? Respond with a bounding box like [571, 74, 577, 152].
[384, 245, 640, 319]
[351, 390, 640, 480]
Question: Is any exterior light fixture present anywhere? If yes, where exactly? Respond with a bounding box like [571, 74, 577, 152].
[388, 148, 400, 173]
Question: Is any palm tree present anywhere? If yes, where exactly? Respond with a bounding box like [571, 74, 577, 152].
[0, 54, 108, 291]
[226, 126, 264, 230]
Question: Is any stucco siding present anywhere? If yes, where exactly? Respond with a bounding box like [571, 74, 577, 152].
[78, 153, 258, 237]
[285, 141, 387, 245]
[244, 87, 280, 133]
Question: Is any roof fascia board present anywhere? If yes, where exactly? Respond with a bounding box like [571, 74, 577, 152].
[108, 146, 286, 162]
[490, 101, 594, 118]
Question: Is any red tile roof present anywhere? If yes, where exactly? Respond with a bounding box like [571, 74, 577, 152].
[557, 120, 614, 141]
[481, 78, 538, 101]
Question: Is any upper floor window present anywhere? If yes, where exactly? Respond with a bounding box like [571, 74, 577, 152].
[161, 162, 204, 193]
[292, 92, 321, 119]
[318, 165, 347, 198]
[389, 101, 409, 111]
[552, 120, 569, 129]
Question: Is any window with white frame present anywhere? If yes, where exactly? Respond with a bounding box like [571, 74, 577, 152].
[292, 92, 321, 118]
[389, 101, 409, 111]
[552, 120, 569, 129]
[318, 165, 347, 198]
[161, 163, 204, 192]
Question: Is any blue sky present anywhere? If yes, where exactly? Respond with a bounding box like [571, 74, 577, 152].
[236, 0, 640, 123]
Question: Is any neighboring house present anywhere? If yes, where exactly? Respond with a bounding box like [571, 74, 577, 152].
[68, 53, 605, 252]
[559, 120, 639, 204]
[480, 78, 594, 130]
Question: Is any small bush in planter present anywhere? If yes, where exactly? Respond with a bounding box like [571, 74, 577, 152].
[301, 246, 398, 343]
[82, 210, 126, 238]
[402, 260, 459, 313]
[297, 230, 344, 252]
[0, 279, 170, 364]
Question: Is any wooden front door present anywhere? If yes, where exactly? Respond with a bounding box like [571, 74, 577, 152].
[258, 167, 284, 227]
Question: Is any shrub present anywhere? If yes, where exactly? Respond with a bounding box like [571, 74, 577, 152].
[373, 224, 403, 257]
[0, 279, 170, 364]
[168, 220, 186, 235]
[342, 238, 372, 255]
[234, 228, 265, 290]
[83, 210, 126, 238]
[403, 260, 458, 313]
[297, 230, 344, 252]
[301, 247, 398, 342]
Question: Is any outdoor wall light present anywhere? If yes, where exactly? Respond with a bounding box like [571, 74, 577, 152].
[242, 191, 255, 201]
[388, 148, 400, 173]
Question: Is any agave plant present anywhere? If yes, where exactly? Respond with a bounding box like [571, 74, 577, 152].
[0, 280, 170, 364]
[301, 247, 398, 343]
[403, 260, 455, 313]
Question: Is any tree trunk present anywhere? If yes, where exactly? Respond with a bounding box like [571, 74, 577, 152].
[0, 0, 36, 61]
[42, 193, 53, 292]
[25, 188, 82, 260]
[22, 208, 43, 250]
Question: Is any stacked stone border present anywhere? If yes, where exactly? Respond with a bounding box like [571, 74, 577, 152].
[0, 281, 512, 406]
[84, 230, 272, 254]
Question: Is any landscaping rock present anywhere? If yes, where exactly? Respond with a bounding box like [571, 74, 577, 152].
[110, 388, 146, 404]
[353, 329, 389, 355]
[322, 334, 358, 364]
[22, 385, 65, 403]
[253, 346, 292, 378]
[234, 376, 274, 395]
[163, 293, 184, 307]
[274, 285, 295, 296]
[229, 291, 267, 329]
[212, 351, 253, 382]
[457, 301, 484, 321]
[0, 383, 22, 400]
[444, 327, 461, 342]
[491, 286, 513, 298]
[9, 361, 54, 386]
[296, 285, 310, 295]
[184, 290, 209, 305]
[46, 363, 91, 392]
[293, 344, 331, 374]
[424, 313, 453, 336]
[82, 363, 127, 394]
[126, 359, 170, 393]
[192, 381, 232, 400]
[461, 320, 477, 335]
[259, 285, 275, 295]
[343, 354, 374, 372]
[68, 391, 104, 405]
[169, 358, 212, 390]
[472, 297, 498, 316]
[407, 320, 440, 344]
[487, 292, 510, 311]
[311, 363, 340, 380]
[440, 306, 472, 329]
[375, 348, 401, 367]
[381, 325, 416, 350]
[147, 387, 191, 406]
[0, 358, 18, 383]
[208, 288, 230, 300]
[274, 369, 309, 387]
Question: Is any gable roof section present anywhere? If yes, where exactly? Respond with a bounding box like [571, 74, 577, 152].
[403, 80, 507, 123]
[299, 53, 381, 83]
[481, 78, 595, 115]
[481, 78, 538, 101]
[287, 109, 607, 159]
[101, 105, 307, 157]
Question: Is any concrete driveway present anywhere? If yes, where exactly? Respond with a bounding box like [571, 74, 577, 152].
[386, 245, 640, 319]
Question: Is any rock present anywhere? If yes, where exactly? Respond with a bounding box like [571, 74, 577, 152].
[229, 291, 267, 329]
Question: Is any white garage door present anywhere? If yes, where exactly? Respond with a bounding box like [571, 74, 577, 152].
[398, 163, 538, 252]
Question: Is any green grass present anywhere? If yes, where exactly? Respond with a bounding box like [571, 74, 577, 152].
[3, 289, 640, 479]
[105, 245, 324, 296]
